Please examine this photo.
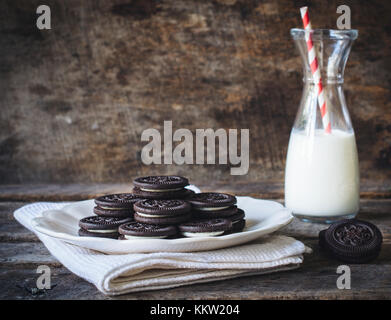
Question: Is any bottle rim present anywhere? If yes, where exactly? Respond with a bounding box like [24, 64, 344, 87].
[290, 28, 358, 40]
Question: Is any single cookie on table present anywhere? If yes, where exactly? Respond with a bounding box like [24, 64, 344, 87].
[94, 193, 143, 218]
[188, 192, 238, 219]
[228, 208, 246, 233]
[179, 218, 232, 238]
[132, 175, 190, 199]
[119, 222, 177, 240]
[134, 199, 191, 225]
[78, 216, 133, 239]
[319, 219, 383, 264]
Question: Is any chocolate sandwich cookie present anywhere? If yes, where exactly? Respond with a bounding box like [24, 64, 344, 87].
[94, 193, 143, 218]
[93, 206, 134, 218]
[188, 192, 238, 218]
[78, 228, 118, 239]
[119, 222, 177, 240]
[319, 219, 383, 264]
[179, 218, 232, 238]
[134, 199, 191, 225]
[133, 187, 194, 200]
[78, 216, 133, 238]
[192, 205, 238, 219]
[132, 176, 190, 199]
[228, 209, 246, 233]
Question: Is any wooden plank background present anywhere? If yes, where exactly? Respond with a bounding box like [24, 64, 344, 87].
[0, 0, 390, 187]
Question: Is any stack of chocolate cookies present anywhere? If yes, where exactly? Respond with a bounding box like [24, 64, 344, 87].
[78, 175, 247, 240]
[121, 176, 194, 239]
[119, 199, 192, 240]
[186, 192, 246, 234]
[78, 193, 142, 239]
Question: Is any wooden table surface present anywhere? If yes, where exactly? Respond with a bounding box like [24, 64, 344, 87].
[1, 184, 390, 300]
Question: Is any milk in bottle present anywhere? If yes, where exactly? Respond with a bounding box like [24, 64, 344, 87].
[285, 129, 359, 221]
[286, 28, 359, 222]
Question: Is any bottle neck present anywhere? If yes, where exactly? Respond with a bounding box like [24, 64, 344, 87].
[303, 76, 344, 85]
[302, 67, 345, 84]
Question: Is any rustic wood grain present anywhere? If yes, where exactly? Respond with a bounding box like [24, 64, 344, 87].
[1, 197, 390, 299]
[0, 202, 39, 242]
[0, 181, 390, 201]
[0, 0, 390, 188]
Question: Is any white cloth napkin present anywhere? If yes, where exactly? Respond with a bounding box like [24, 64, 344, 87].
[14, 202, 311, 296]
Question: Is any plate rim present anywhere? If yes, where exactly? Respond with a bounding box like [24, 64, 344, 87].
[31, 197, 293, 252]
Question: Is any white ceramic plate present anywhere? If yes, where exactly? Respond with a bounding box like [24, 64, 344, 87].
[32, 197, 293, 254]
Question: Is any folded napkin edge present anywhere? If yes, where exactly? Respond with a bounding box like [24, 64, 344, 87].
[100, 263, 302, 295]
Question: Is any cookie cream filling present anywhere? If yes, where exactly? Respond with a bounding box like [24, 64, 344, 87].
[182, 231, 225, 237]
[86, 229, 117, 233]
[98, 206, 129, 210]
[123, 235, 167, 240]
[136, 212, 173, 218]
[196, 206, 230, 211]
[140, 187, 183, 192]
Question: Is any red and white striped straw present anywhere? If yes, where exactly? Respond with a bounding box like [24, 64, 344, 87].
[300, 6, 331, 133]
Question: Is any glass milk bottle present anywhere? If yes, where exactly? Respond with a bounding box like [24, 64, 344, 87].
[285, 29, 359, 223]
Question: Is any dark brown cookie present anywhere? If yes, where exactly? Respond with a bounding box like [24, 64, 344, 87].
[319, 219, 383, 263]
[132, 187, 193, 200]
[228, 208, 245, 221]
[79, 216, 133, 237]
[119, 222, 177, 239]
[133, 176, 189, 190]
[191, 205, 238, 219]
[133, 199, 191, 225]
[232, 219, 246, 233]
[93, 206, 134, 218]
[179, 218, 232, 237]
[134, 212, 191, 225]
[134, 199, 191, 215]
[132, 176, 190, 199]
[78, 228, 119, 239]
[223, 208, 246, 233]
[187, 192, 237, 209]
[94, 193, 143, 210]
